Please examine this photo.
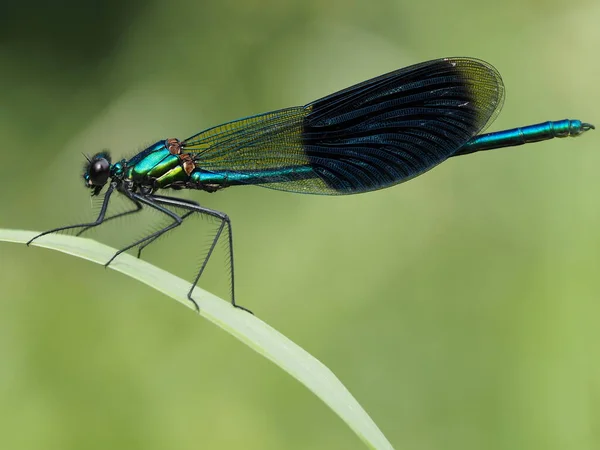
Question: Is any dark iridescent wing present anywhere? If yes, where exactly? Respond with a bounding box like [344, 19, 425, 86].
[182, 57, 505, 195]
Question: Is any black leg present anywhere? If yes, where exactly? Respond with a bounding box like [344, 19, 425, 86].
[28, 184, 251, 314]
[148, 195, 252, 314]
[135, 210, 194, 258]
[27, 183, 116, 246]
[101, 193, 209, 312]
[77, 197, 143, 237]
[103, 192, 184, 268]
[133, 196, 202, 258]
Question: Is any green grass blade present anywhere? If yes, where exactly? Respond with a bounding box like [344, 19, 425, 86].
[1, 229, 394, 450]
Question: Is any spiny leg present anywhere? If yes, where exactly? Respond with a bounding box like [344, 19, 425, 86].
[103, 193, 184, 268]
[148, 195, 251, 314]
[134, 196, 200, 258]
[27, 183, 116, 246]
[101, 194, 208, 312]
[76, 196, 143, 237]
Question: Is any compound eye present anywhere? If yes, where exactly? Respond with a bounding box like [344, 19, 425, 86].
[89, 157, 110, 186]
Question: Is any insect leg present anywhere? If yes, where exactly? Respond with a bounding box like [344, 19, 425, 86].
[133, 196, 200, 258]
[76, 197, 143, 236]
[148, 195, 251, 314]
[27, 183, 116, 246]
[103, 193, 184, 267]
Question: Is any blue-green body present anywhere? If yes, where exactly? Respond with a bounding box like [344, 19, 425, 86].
[457, 119, 592, 155]
[119, 119, 592, 193]
[190, 165, 315, 187]
[92, 58, 591, 197]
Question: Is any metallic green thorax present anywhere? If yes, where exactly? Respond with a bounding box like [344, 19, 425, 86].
[122, 140, 318, 192]
[124, 143, 183, 189]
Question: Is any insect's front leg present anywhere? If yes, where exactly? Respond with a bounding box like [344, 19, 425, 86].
[27, 183, 117, 246]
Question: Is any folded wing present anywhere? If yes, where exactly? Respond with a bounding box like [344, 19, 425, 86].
[183, 57, 505, 195]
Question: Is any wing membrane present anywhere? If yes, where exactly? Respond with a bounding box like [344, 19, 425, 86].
[183, 57, 505, 195]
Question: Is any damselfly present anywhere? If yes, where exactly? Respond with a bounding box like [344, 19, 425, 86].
[28, 57, 594, 313]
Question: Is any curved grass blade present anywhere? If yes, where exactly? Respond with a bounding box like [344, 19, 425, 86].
[0, 229, 393, 450]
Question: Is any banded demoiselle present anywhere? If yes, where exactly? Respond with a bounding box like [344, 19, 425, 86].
[28, 57, 594, 313]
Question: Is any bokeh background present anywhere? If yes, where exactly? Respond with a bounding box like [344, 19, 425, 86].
[1, 0, 599, 449]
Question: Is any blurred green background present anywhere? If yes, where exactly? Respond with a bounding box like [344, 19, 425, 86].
[1, 0, 599, 449]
